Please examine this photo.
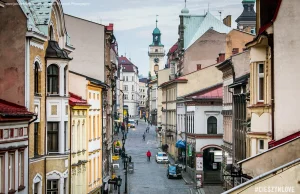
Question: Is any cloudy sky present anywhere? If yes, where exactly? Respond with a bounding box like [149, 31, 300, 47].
[62, 0, 246, 77]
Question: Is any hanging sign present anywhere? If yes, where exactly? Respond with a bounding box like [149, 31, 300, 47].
[196, 156, 203, 171]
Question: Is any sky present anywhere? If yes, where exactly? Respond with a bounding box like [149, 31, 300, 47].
[62, 0, 247, 77]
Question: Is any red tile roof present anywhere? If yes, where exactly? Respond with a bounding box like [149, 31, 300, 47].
[118, 56, 138, 73]
[186, 85, 223, 99]
[268, 131, 300, 149]
[0, 99, 34, 117]
[168, 42, 178, 55]
[69, 93, 90, 106]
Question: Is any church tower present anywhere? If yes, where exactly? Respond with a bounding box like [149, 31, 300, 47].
[148, 16, 165, 79]
[235, 0, 256, 31]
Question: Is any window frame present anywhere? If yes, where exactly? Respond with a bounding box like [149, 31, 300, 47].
[18, 150, 24, 187]
[257, 63, 265, 102]
[258, 139, 265, 152]
[47, 179, 59, 194]
[207, 116, 218, 134]
[47, 122, 59, 152]
[47, 64, 59, 95]
[8, 152, 15, 191]
[0, 155, 4, 193]
[34, 62, 40, 95]
[34, 123, 39, 156]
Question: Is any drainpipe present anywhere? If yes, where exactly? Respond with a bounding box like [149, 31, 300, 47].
[28, 114, 38, 193]
[44, 58, 48, 194]
[269, 35, 275, 141]
[165, 87, 168, 146]
[184, 100, 187, 172]
[101, 90, 104, 194]
[69, 105, 72, 194]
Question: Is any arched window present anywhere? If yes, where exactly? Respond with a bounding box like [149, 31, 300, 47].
[34, 62, 39, 94]
[207, 116, 217, 134]
[47, 65, 59, 94]
[49, 26, 54, 40]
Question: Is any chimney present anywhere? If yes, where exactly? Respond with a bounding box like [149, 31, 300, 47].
[232, 48, 239, 55]
[216, 57, 220, 63]
[223, 15, 232, 27]
[197, 64, 202, 70]
[121, 55, 123, 57]
[219, 53, 225, 63]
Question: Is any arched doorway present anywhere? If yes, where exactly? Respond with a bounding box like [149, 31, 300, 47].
[201, 145, 222, 184]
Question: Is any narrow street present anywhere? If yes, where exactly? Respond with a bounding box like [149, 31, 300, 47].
[119, 118, 195, 194]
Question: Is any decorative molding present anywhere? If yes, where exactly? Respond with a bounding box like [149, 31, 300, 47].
[46, 170, 62, 179]
[32, 173, 43, 194]
[30, 41, 44, 50]
[33, 56, 43, 71]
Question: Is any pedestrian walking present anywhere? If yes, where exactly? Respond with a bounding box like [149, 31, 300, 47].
[136, 120, 138, 125]
[146, 150, 152, 161]
[142, 134, 145, 141]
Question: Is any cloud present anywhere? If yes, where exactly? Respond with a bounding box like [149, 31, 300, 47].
[63, 0, 249, 76]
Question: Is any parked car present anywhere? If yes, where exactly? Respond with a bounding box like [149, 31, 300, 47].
[128, 119, 135, 128]
[166, 164, 182, 179]
[155, 152, 169, 163]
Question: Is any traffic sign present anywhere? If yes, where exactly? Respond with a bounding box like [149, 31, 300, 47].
[112, 155, 120, 160]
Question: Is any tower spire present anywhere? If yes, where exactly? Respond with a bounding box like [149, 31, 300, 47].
[185, 0, 187, 8]
[156, 15, 158, 28]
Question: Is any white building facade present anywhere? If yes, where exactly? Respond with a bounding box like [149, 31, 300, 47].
[118, 56, 139, 117]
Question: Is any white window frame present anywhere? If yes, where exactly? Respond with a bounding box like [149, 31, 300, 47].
[18, 151, 24, 186]
[124, 94, 128, 100]
[124, 85, 128, 91]
[8, 153, 14, 191]
[257, 63, 265, 102]
[258, 139, 265, 153]
[0, 155, 4, 193]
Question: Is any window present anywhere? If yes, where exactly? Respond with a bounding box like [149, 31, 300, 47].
[34, 123, 39, 156]
[47, 122, 59, 152]
[258, 63, 264, 101]
[259, 139, 264, 150]
[126, 76, 128, 81]
[49, 26, 54, 40]
[132, 95, 134, 100]
[64, 66, 67, 95]
[34, 182, 40, 194]
[64, 178, 67, 194]
[124, 94, 128, 100]
[47, 180, 58, 194]
[0, 156, 4, 193]
[207, 116, 217, 134]
[124, 85, 128, 91]
[18, 151, 24, 186]
[34, 62, 40, 94]
[0, 129, 2, 139]
[93, 116, 96, 140]
[132, 85, 134, 91]
[155, 49, 158, 52]
[47, 65, 59, 94]
[64, 121, 68, 151]
[8, 153, 14, 191]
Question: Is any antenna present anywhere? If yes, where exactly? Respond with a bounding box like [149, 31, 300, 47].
[218, 10, 223, 20]
[156, 15, 159, 28]
[184, 0, 187, 8]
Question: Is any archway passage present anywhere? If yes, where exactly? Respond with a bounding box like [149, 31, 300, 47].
[203, 147, 222, 184]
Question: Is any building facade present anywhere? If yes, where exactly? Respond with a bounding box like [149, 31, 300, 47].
[118, 56, 139, 117]
[139, 78, 148, 118]
[0, 100, 34, 194]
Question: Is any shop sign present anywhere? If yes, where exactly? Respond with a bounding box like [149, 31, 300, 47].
[196, 156, 203, 171]
[188, 145, 192, 157]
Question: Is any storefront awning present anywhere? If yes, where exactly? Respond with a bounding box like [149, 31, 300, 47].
[175, 140, 186, 148]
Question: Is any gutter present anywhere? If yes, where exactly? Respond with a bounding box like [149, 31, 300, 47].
[268, 34, 275, 140]
[69, 105, 72, 194]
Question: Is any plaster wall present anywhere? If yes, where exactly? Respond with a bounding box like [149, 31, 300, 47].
[0, 0, 27, 105]
[273, 0, 300, 140]
[232, 51, 250, 79]
[196, 139, 223, 152]
[250, 113, 271, 133]
[241, 138, 300, 178]
[183, 29, 226, 75]
[178, 65, 222, 97]
[249, 47, 266, 63]
[65, 15, 105, 82]
[69, 73, 88, 100]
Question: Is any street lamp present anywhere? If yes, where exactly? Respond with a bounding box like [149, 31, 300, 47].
[124, 154, 129, 194]
[117, 175, 122, 194]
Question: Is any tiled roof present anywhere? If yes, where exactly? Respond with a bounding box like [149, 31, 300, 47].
[168, 42, 178, 55]
[159, 78, 188, 88]
[185, 84, 223, 99]
[268, 131, 300, 149]
[69, 93, 90, 106]
[0, 99, 34, 117]
[118, 56, 138, 73]
[183, 12, 231, 49]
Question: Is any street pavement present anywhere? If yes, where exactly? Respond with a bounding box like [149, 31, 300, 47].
[114, 118, 197, 194]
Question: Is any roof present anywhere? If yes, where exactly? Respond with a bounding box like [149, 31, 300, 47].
[153, 27, 161, 34]
[185, 84, 223, 100]
[139, 78, 148, 83]
[69, 93, 90, 106]
[159, 78, 188, 88]
[235, 0, 256, 23]
[183, 12, 231, 49]
[229, 73, 250, 88]
[118, 56, 138, 73]
[268, 131, 300, 148]
[222, 158, 300, 194]
[0, 99, 34, 117]
[45, 40, 72, 60]
[168, 42, 178, 55]
[69, 71, 108, 88]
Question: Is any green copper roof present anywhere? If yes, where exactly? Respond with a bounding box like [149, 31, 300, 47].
[153, 27, 161, 34]
[181, 7, 189, 14]
[242, 0, 255, 2]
